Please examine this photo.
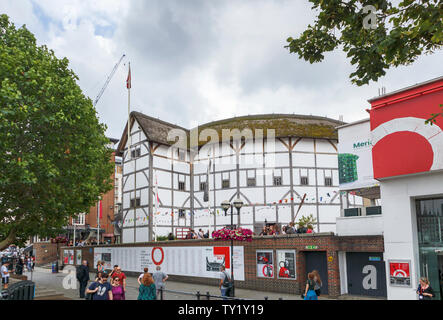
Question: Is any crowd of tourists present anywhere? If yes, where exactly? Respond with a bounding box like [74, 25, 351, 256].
[259, 222, 314, 236]
[76, 260, 168, 300]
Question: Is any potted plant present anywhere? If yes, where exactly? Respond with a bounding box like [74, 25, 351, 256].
[296, 215, 317, 234]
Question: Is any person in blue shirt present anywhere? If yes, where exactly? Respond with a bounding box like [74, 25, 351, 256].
[86, 273, 113, 300]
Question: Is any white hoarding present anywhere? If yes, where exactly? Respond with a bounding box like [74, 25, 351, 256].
[94, 245, 245, 281]
[337, 119, 379, 190]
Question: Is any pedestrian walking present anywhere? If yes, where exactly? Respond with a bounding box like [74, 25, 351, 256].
[417, 277, 435, 300]
[26, 256, 32, 272]
[312, 270, 322, 296]
[111, 276, 125, 300]
[138, 268, 149, 285]
[110, 266, 127, 295]
[153, 266, 168, 299]
[86, 273, 113, 300]
[76, 260, 90, 299]
[303, 272, 318, 300]
[109, 265, 118, 280]
[219, 265, 232, 299]
[138, 273, 156, 300]
[96, 260, 105, 277]
[1, 261, 10, 290]
[15, 258, 24, 276]
[31, 256, 35, 270]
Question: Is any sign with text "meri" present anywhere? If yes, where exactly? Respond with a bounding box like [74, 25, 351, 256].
[305, 245, 318, 250]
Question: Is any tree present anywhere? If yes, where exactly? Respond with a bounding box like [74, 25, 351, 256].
[0, 14, 114, 250]
[286, 0, 442, 86]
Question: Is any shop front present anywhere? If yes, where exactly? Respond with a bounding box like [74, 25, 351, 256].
[368, 76, 443, 300]
[416, 197, 443, 300]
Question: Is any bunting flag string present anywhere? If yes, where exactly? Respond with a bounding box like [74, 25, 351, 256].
[121, 189, 366, 225]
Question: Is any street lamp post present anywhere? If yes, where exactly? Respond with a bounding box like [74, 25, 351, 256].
[221, 198, 243, 297]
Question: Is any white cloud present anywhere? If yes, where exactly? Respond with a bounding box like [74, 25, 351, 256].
[2, 0, 442, 140]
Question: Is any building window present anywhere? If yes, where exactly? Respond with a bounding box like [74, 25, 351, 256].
[247, 177, 256, 187]
[200, 182, 207, 191]
[131, 147, 141, 159]
[73, 213, 85, 225]
[325, 177, 333, 186]
[273, 176, 282, 186]
[178, 181, 186, 191]
[130, 198, 141, 208]
[178, 150, 186, 161]
[300, 176, 309, 185]
[222, 179, 230, 189]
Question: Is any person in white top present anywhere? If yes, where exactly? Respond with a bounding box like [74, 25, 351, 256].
[1, 262, 10, 290]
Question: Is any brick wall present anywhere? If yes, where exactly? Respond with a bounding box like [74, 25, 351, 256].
[34, 242, 59, 266]
[61, 233, 384, 297]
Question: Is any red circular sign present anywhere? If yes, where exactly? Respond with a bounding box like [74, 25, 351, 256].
[152, 247, 164, 265]
[262, 264, 273, 277]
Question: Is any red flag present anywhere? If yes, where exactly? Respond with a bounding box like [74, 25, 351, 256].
[99, 200, 103, 219]
[126, 64, 131, 89]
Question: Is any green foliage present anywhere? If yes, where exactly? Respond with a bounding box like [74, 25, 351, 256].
[0, 14, 114, 249]
[286, 1, 442, 86]
[425, 104, 443, 125]
[156, 235, 174, 241]
[297, 214, 317, 229]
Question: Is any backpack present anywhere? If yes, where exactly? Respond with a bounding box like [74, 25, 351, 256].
[222, 271, 232, 288]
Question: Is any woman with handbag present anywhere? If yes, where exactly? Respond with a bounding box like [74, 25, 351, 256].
[417, 277, 435, 300]
[312, 270, 322, 296]
[303, 272, 318, 300]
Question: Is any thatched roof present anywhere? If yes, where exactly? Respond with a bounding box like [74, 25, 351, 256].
[116, 112, 345, 155]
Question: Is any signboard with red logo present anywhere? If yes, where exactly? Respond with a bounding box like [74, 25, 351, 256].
[94, 246, 245, 281]
[389, 260, 411, 287]
[369, 79, 443, 179]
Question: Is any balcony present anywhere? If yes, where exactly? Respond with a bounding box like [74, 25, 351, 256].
[336, 206, 383, 236]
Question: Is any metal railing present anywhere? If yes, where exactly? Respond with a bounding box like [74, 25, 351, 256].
[157, 288, 283, 300]
[0, 280, 35, 300]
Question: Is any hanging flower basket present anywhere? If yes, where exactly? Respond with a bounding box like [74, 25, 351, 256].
[50, 236, 68, 244]
[212, 227, 253, 242]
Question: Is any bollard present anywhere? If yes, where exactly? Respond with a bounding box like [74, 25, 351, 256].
[160, 288, 164, 300]
[206, 291, 210, 300]
[196, 291, 201, 300]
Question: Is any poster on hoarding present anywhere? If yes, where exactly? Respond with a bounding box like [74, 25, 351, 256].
[256, 250, 274, 278]
[389, 260, 411, 287]
[93, 246, 245, 281]
[337, 119, 379, 190]
[63, 249, 74, 265]
[276, 250, 296, 280]
[76, 250, 82, 265]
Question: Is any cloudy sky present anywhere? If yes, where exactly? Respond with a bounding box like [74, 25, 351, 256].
[3, 0, 442, 140]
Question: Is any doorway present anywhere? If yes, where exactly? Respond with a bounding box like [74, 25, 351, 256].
[305, 251, 328, 295]
[346, 252, 387, 297]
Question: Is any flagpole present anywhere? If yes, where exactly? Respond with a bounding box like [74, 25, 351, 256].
[207, 155, 211, 237]
[154, 170, 159, 242]
[127, 62, 131, 160]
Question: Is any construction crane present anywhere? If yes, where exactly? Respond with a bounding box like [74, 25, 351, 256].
[93, 54, 126, 106]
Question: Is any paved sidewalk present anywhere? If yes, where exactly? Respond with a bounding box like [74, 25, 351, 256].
[25, 267, 384, 300]
[27, 267, 307, 300]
